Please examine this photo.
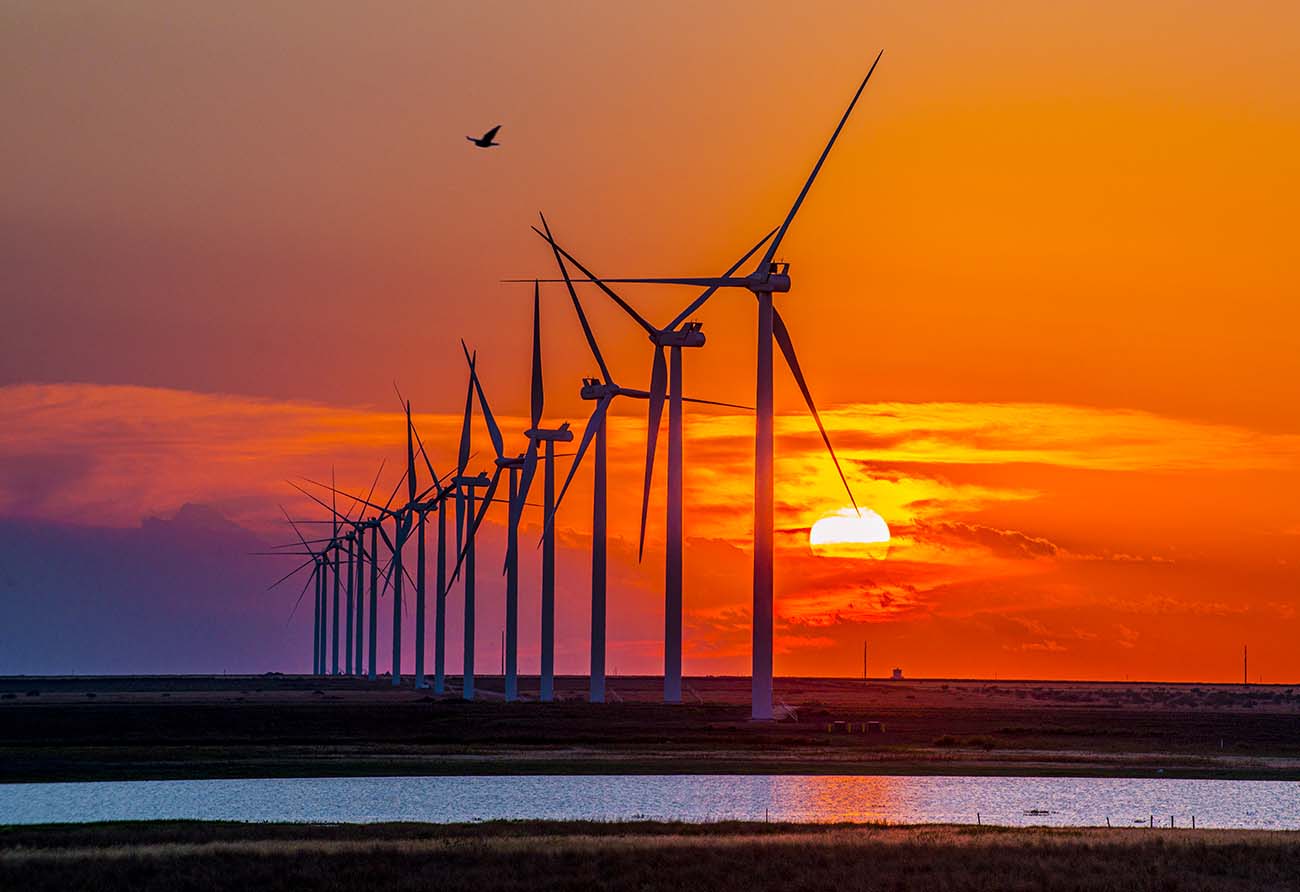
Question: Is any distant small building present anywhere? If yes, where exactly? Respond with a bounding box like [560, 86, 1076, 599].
[891, 668, 904, 680]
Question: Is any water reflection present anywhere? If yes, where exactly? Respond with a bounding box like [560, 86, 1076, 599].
[1, 775, 1296, 829]
[784, 774, 906, 823]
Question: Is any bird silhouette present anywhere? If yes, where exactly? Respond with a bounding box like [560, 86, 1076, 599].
[467, 125, 502, 148]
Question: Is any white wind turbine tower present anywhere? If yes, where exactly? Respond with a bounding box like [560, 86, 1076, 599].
[530, 53, 881, 719]
[453, 287, 571, 702]
[456, 340, 530, 702]
[535, 215, 753, 704]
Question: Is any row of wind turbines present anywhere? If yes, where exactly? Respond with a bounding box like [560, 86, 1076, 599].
[271, 54, 881, 720]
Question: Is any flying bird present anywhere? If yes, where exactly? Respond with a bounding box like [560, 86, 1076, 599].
[467, 125, 501, 148]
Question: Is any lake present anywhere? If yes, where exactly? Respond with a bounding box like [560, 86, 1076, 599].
[2, 774, 1297, 828]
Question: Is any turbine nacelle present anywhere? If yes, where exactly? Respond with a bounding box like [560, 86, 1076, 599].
[495, 454, 528, 469]
[580, 378, 617, 400]
[655, 321, 706, 348]
[525, 423, 575, 443]
[746, 262, 791, 294]
[453, 473, 492, 487]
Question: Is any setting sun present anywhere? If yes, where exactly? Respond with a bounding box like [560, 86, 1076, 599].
[808, 508, 891, 557]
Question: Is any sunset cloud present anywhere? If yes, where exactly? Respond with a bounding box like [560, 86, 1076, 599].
[2, 381, 1298, 680]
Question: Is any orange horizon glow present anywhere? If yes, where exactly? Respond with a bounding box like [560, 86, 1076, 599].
[2, 381, 1296, 684]
[2, 3, 1298, 681]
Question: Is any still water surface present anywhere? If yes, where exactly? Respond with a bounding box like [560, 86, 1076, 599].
[2, 775, 1297, 828]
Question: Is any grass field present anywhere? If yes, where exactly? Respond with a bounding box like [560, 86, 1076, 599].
[3, 674, 1299, 782]
[2, 820, 1298, 891]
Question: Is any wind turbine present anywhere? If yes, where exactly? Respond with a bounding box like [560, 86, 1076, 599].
[405, 414, 452, 694]
[296, 464, 412, 683]
[452, 287, 571, 702]
[304, 480, 421, 686]
[331, 471, 341, 675]
[398, 398, 435, 690]
[458, 344, 528, 702]
[292, 465, 385, 678]
[338, 462, 385, 675]
[270, 507, 334, 674]
[456, 337, 564, 701]
[400, 402, 453, 693]
[447, 349, 492, 701]
[530, 220, 773, 704]
[536, 217, 752, 704]
[529, 54, 881, 719]
[515, 284, 572, 703]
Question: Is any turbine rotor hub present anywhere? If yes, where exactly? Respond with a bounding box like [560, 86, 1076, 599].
[526, 426, 575, 443]
[747, 262, 791, 293]
[655, 322, 706, 348]
[581, 379, 617, 400]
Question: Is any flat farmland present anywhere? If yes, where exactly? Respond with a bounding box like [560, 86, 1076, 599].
[2, 675, 1298, 782]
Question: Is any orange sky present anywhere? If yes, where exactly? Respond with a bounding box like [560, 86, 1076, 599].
[2, 3, 1298, 680]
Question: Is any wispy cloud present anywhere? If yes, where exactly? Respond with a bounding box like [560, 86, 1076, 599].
[3, 382, 1299, 680]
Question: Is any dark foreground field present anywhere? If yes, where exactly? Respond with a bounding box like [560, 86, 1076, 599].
[3, 674, 1299, 782]
[2, 820, 1298, 892]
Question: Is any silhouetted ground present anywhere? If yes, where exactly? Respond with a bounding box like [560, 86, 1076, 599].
[2, 821, 1298, 891]
[2, 675, 1299, 782]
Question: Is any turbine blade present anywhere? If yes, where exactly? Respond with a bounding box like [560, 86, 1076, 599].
[406, 401, 418, 504]
[512, 273, 740, 289]
[665, 227, 779, 331]
[268, 537, 335, 548]
[761, 50, 883, 268]
[546, 393, 611, 540]
[361, 459, 386, 516]
[530, 281, 544, 430]
[528, 228, 658, 336]
[448, 469, 501, 587]
[512, 439, 539, 534]
[455, 488, 464, 559]
[458, 350, 475, 474]
[288, 479, 339, 517]
[679, 395, 753, 411]
[381, 468, 407, 515]
[298, 476, 390, 516]
[377, 521, 396, 554]
[618, 390, 750, 413]
[773, 307, 860, 514]
[409, 422, 440, 498]
[638, 347, 668, 561]
[266, 555, 315, 592]
[463, 341, 506, 460]
[470, 468, 502, 540]
[285, 563, 317, 623]
[280, 504, 313, 553]
[540, 213, 613, 385]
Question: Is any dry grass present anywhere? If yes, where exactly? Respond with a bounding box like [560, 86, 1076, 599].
[2, 821, 1298, 891]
